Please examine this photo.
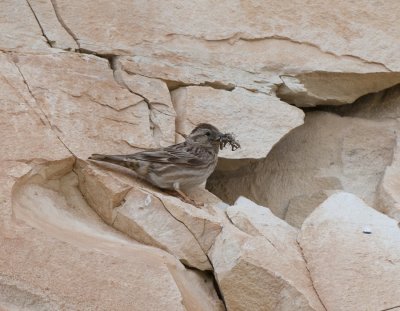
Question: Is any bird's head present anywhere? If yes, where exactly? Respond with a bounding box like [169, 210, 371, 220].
[186, 123, 223, 150]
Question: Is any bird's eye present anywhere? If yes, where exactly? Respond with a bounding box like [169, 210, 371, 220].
[205, 131, 211, 136]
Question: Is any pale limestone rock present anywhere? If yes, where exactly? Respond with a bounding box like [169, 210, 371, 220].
[171, 86, 304, 159]
[26, 0, 79, 50]
[14, 52, 155, 158]
[47, 0, 398, 103]
[75, 159, 132, 224]
[208, 111, 397, 226]
[377, 135, 400, 221]
[0, 0, 49, 52]
[209, 197, 324, 311]
[8, 159, 224, 311]
[54, 0, 399, 70]
[115, 68, 176, 146]
[113, 188, 212, 270]
[0, 52, 68, 162]
[76, 160, 222, 270]
[299, 192, 400, 310]
[278, 72, 400, 107]
[335, 83, 400, 120]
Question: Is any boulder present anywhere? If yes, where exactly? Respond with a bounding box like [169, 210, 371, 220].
[299, 192, 400, 310]
[209, 197, 324, 311]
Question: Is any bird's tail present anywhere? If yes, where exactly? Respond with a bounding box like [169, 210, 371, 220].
[88, 153, 135, 169]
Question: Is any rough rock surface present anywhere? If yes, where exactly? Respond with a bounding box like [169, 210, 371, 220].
[172, 86, 304, 158]
[299, 192, 400, 311]
[209, 197, 324, 311]
[208, 111, 397, 227]
[2, 0, 400, 310]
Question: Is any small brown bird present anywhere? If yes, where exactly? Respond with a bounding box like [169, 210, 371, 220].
[89, 123, 240, 207]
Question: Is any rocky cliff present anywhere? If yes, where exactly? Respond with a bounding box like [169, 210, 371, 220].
[1, 1, 400, 310]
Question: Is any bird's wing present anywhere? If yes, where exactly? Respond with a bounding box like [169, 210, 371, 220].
[122, 143, 208, 167]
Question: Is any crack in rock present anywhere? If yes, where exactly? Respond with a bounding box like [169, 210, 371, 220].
[166, 32, 392, 72]
[25, 0, 54, 48]
[49, 0, 80, 49]
[296, 240, 328, 311]
[10, 56, 75, 158]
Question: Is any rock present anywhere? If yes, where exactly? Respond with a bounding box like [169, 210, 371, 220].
[53, 1, 399, 70]
[208, 111, 397, 226]
[14, 51, 155, 158]
[75, 159, 132, 225]
[114, 66, 176, 146]
[0, 0, 49, 52]
[76, 160, 222, 270]
[277, 72, 400, 107]
[113, 188, 212, 270]
[299, 192, 400, 310]
[377, 135, 400, 221]
[0, 52, 68, 162]
[334, 83, 400, 120]
[171, 86, 304, 159]
[8, 159, 224, 311]
[26, 0, 79, 50]
[209, 197, 324, 311]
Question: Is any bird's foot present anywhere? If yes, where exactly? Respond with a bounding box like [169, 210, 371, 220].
[165, 189, 204, 208]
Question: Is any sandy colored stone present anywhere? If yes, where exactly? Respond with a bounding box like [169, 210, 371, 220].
[0, 52, 68, 162]
[0, 47, 224, 309]
[171, 86, 304, 159]
[54, 0, 399, 70]
[208, 111, 397, 226]
[7, 159, 224, 311]
[14, 51, 155, 158]
[377, 134, 400, 221]
[299, 192, 400, 310]
[0, 0, 49, 52]
[26, 0, 79, 50]
[44, 0, 398, 102]
[75, 159, 132, 224]
[278, 72, 400, 107]
[113, 188, 212, 270]
[75, 160, 223, 270]
[115, 67, 176, 146]
[209, 197, 324, 311]
[335, 83, 400, 120]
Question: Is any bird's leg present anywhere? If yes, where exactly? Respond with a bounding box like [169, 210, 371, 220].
[175, 189, 204, 208]
[166, 183, 204, 208]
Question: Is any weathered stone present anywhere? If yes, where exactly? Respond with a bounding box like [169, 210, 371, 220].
[299, 192, 400, 310]
[9, 159, 224, 311]
[278, 72, 400, 107]
[114, 67, 176, 147]
[377, 135, 400, 221]
[209, 197, 324, 311]
[54, 0, 399, 71]
[113, 187, 212, 270]
[171, 86, 304, 159]
[0, 0, 49, 52]
[208, 111, 397, 226]
[75, 159, 132, 224]
[27, 0, 79, 50]
[14, 52, 155, 158]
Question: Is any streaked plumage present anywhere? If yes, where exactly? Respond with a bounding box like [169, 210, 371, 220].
[89, 123, 234, 206]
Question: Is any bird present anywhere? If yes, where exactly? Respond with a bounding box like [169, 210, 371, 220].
[89, 123, 236, 207]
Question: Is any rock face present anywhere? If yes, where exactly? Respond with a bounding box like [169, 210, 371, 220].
[209, 197, 324, 311]
[299, 192, 400, 311]
[208, 111, 397, 227]
[2, 0, 400, 310]
[171, 86, 304, 159]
